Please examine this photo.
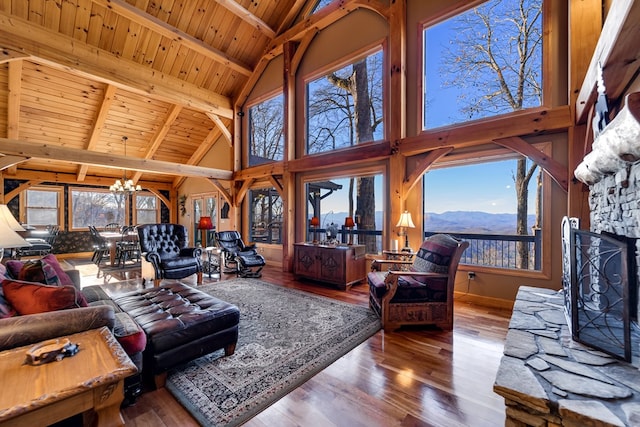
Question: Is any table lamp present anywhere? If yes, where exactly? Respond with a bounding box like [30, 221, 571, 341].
[197, 216, 214, 247]
[310, 217, 320, 244]
[344, 216, 355, 245]
[0, 204, 30, 262]
[396, 210, 415, 252]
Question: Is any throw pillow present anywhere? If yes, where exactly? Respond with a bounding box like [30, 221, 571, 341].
[2, 279, 87, 315]
[0, 284, 17, 319]
[4, 260, 24, 280]
[411, 234, 460, 274]
[18, 259, 60, 286]
[41, 254, 75, 287]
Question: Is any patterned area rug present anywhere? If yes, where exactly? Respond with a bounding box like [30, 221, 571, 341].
[166, 278, 381, 427]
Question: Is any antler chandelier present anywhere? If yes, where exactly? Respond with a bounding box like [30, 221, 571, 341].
[110, 136, 142, 195]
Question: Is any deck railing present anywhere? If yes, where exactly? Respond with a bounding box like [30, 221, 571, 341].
[306, 227, 542, 271]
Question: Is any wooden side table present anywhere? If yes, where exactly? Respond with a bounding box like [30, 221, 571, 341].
[0, 327, 137, 427]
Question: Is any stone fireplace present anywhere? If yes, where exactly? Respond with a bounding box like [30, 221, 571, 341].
[493, 92, 640, 426]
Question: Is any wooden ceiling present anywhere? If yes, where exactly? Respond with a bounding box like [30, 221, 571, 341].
[0, 0, 322, 193]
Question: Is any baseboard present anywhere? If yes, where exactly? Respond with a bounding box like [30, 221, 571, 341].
[453, 291, 514, 310]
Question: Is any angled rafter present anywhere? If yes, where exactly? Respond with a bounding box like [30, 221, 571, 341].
[0, 11, 234, 118]
[0, 138, 232, 180]
[7, 60, 22, 176]
[402, 148, 453, 196]
[0, 155, 28, 170]
[95, 0, 253, 76]
[212, 0, 276, 39]
[171, 127, 224, 188]
[131, 104, 183, 183]
[77, 84, 118, 181]
[207, 113, 232, 147]
[493, 136, 568, 192]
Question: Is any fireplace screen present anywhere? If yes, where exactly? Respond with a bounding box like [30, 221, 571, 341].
[570, 229, 635, 361]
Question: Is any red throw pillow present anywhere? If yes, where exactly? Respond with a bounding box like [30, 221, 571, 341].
[2, 279, 87, 315]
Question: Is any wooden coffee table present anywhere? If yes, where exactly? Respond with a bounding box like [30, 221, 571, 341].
[0, 327, 137, 427]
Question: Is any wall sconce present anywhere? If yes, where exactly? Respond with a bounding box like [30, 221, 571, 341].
[310, 216, 320, 244]
[344, 216, 355, 245]
[396, 210, 415, 252]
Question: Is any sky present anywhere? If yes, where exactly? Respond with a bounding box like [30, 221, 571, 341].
[308, 0, 541, 217]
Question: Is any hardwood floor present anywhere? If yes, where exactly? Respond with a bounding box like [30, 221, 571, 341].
[71, 259, 512, 427]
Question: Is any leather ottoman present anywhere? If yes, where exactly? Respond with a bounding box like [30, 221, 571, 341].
[112, 282, 240, 387]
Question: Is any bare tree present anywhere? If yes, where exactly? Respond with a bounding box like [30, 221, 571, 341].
[307, 53, 383, 252]
[440, 0, 542, 268]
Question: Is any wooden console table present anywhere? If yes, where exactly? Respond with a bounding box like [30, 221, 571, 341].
[0, 327, 137, 427]
[293, 243, 366, 290]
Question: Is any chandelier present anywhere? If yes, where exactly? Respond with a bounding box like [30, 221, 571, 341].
[110, 136, 142, 195]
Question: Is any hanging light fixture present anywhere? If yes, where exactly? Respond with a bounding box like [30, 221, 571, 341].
[110, 136, 142, 195]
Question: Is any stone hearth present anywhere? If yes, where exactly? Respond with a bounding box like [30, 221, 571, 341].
[494, 286, 640, 426]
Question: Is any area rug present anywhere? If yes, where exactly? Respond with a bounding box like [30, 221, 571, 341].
[166, 278, 381, 427]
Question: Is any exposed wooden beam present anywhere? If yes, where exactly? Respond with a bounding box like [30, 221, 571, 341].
[132, 105, 183, 183]
[277, 0, 310, 35]
[212, 0, 276, 39]
[235, 178, 255, 206]
[78, 84, 118, 181]
[171, 127, 224, 188]
[5, 169, 172, 193]
[0, 138, 232, 180]
[287, 141, 391, 173]
[403, 148, 453, 196]
[207, 179, 233, 207]
[96, 0, 253, 76]
[207, 113, 232, 147]
[0, 11, 234, 118]
[0, 155, 28, 170]
[399, 106, 572, 156]
[575, 0, 640, 123]
[7, 59, 22, 176]
[493, 136, 568, 192]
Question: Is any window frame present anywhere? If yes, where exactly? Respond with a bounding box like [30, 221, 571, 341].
[245, 89, 285, 168]
[20, 186, 64, 229]
[134, 192, 160, 225]
[297, 163, 386, 253]
[418, 0, 547, 133]
[302, 42, 387, 157]
[248, 187, 284, 245]
[422, 142, 552, 279]
[68, 187, 129, 231]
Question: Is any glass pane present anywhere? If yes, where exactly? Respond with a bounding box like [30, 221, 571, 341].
[305, 175, 382, 253]
[423, 157, 542, 270]
[249, 188, 283, 244]
[423, 0, 542, 129]
[248, 94, 284, 166]
[71, 189, 125, 229]
[306, 51, 384, 155]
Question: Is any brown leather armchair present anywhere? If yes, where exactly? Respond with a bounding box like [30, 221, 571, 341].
[367, 234, 469, 331]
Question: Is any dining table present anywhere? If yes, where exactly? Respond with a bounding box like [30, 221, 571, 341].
[99, 229, 138, 266]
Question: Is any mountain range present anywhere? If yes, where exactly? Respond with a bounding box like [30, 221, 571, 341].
[321, 210, 536, 235]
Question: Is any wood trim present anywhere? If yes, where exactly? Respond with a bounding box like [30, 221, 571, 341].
[403, 147, 453, 196]
[288, 141, 392, 173]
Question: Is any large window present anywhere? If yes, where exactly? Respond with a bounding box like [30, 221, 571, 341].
[23, 187, 63, 227]
[423, 0, 543, 129]
[70, 189, 126, 230]
[249, 188, 283, 244]
[135, 193, 159, 225]
[248, 93, 284, 167]
[423, 154, 546, 271]
[305, 174, 383, 254]
[306, 49, 384, 155]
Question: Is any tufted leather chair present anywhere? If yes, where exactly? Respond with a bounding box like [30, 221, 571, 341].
[137, 223, 203, 287]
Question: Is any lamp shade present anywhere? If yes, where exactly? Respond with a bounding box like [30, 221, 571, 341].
[197, 216, 214, 230]
[310, 217, 320, 227]
[0, 205, 25, 231]
[395, 211, 416, 228]
[344, 217, 355, 228]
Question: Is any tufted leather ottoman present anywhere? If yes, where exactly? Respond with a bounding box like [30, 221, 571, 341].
[112, 282, 240, 387]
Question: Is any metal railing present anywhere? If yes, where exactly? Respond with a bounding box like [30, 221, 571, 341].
[306, 227, 542, 271]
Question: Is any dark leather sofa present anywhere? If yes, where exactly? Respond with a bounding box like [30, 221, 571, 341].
[137, 223, 203, 287]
